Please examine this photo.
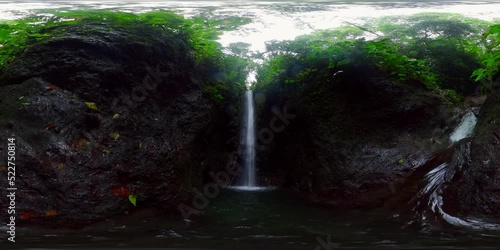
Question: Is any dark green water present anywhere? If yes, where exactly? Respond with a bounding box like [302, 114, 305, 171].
[9, 188, 500, 249]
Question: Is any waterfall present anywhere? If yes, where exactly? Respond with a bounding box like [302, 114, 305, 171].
[413, 110, 500, 230]
[449, 111, 477, 143]
[243, 90, 256, 187]
[418, 159, 500, 230]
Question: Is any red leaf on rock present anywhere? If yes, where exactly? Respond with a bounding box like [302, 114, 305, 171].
[45, 85, 59, 91]
[43, 123, 56, 131]
[19, 211, 35, 220]
[45, 209, 58, 216]
[111, 186, 130, 197]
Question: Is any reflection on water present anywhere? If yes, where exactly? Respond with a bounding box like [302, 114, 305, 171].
[9, 188, 500, 249]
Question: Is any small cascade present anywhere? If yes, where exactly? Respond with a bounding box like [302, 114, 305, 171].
[417, 156, 500, 230]
[413, 110, 500, 230]
[449, 111, 477, 143]
[242, 90, 256, 187]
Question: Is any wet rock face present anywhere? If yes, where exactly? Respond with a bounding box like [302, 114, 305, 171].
[0, 27, 238, 226]
[255, 68, 461, 207]
[443, 86, 500, 221]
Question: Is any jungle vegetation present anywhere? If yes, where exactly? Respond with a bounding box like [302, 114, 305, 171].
[254, 13, 500, 105]
[0, 10, 250, 104]
[1, 11, 499, 105]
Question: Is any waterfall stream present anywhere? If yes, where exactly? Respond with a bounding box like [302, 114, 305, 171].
[242, 90, 256, 187]
[449, 111, 477, 143]
[415, 110, 500, 230]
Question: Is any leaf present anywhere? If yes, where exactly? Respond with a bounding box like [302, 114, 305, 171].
[45, 209, 58, 216]
[18, 96, 24, 100]
[471, 68, 487, 82]
[128, 194, 137, 206]
[85, 102, 98, 110]
[19, 211, 35, 220]
[484, 58, 496, 67]
[397, 158, 405, 165]
[45, 85, 59, 91]
[112, 132, 120, 140]
[43, 123, 56, 131]
[489, 24, 500, 35]
[21, 102, 30, 106]
[111, 186, 130, 197]
[112, 113, 120, 119]
[103, 149, 111, 154]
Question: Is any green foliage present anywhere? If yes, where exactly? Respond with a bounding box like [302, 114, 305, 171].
[0, 10, 252, 71]
[256, 35, 438, 93]
[363, 39, 439, 89]
[443, 89, 463, 105]
[0, 10, 250, 105]
[128, 194, 137, 206]
[204, 85, 226, 102]
[0, 18, 52, 68]
[201, 54, 248, 104]
[371, 13, 489, 94]
[471, 24, 500, 85]
[256, 13, 495, 108]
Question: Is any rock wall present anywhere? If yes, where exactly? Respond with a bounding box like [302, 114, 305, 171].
[0, 26, 240, 226]
[255, 66, 462, 208]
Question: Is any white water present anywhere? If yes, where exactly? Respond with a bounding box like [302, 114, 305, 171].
[449, 111, 477, 143]
[420, 162, 500, 230]
[227, 186, 274, 191]
[242, 90, 256, 187]
[415, 112, 500, 230]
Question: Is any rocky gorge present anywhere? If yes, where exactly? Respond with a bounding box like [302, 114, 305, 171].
[0, 5, 499, 248]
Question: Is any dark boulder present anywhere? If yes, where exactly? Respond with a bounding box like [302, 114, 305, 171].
[0, 26, 240, 226]
[255, 68, 462, 208]
[439, 81, 500, 224]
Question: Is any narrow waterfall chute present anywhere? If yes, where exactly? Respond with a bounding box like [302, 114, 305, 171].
[242, 90, 256, 187]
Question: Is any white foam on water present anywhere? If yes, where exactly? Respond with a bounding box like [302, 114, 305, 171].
[449, 111, 477, 143]
[227, 186, 275, 191]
